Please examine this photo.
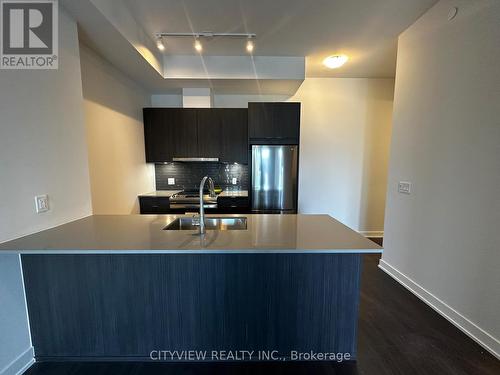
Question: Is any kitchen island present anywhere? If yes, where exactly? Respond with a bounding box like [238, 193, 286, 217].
[0, 214, 381, 362]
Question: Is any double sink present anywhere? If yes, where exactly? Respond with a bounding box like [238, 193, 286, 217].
[164, 217, 247, 231]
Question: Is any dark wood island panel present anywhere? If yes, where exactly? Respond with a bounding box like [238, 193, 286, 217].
[21, 254, 361, 361]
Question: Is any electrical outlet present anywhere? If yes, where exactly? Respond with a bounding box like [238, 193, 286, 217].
[398, 181, 411, 194]
[232, 177, 237, 185]
[35, 195, 49, 213]
[168, 178, 175, 185]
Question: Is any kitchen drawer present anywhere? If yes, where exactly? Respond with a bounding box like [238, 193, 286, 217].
[217, 196, 249, 213]
[139, 197, 171, 214]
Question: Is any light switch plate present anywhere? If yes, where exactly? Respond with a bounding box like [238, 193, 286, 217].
[398, 181, 412, 194]
[168, 178, 175, 185]
[232, 177, 237, 185]
[35, 195, 49, 213]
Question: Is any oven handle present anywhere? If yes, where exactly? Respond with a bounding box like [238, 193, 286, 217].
[169, 204, 218, 209]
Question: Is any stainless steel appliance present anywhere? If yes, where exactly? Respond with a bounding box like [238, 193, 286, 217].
[169, 189, 217, 210]
[251, 145, 298, 213]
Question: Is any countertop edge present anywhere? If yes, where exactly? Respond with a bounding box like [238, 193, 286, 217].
[5, 249, 383, 255]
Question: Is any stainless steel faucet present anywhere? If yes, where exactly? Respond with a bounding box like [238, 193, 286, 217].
[198, 176, 216, 234]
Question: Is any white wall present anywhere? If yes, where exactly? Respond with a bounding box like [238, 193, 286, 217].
[182, 88, 211, 108]
[213, 94, 291, 108]
[380, 0, 500, 357]
[292, 78, 394, 232]
[151, 94, 291, 108]
[0, 9, 92, 244]
[80, 44, 155, 214]
[151, 94, 182, 107]
[163, 55, 305, 80]
[0, 7, 91, 374]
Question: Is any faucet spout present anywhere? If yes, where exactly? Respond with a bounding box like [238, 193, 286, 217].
[199, 176, 215, 234]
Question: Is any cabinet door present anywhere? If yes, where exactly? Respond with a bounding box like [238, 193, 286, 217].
[220, 109, 248, 163]
[143, 108, 198, 162]
[196, 109, 222, 158]
[169, 109, 198, 159]
[248, 102, 300, 144]
[143, 108, 172, 162]
[273, 102, 300, 141]
[139, 197, 170, 214]
[217, 197, 249, 213]
[248, 103, 274, 139]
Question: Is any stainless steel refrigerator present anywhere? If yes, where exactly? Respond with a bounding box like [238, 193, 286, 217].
[251, 145, 298, 213]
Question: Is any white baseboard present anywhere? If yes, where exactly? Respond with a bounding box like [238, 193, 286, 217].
[379, 259, 500, 360]
[0, 347, 34, 375]
[359, 230, 384, 238]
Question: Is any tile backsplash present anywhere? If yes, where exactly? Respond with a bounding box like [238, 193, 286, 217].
[155, 162, 248, 191]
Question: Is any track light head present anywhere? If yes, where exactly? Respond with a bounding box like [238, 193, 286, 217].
[246, 39, 254, 53]
[156, 36, 165, 51]
[194, 38, 202, 53]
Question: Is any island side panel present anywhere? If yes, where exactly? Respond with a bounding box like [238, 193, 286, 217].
[21, 253, 361, 360]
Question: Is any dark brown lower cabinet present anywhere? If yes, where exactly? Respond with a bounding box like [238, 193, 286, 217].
[214, 196, 249, 213]
[138, 197, 170, 214]
[22, 253, 361, 361]
[139, 196, 250, 215]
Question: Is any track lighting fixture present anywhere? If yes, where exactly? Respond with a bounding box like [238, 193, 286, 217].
[155, 32, 256, 54]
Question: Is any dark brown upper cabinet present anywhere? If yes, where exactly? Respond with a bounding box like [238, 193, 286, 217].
[143, 108, 248, 163]
[143, 108, 197, 162]
[248, 102, 301, 144]
[220, 109, 248, 163]
[196, 109, 222, 159]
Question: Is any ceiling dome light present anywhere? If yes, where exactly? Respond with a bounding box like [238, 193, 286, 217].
[156, 36, 165, 51]
[246, 39, 254, 53]
[194, 38, 202, 52]
[323, 55, 348, 69]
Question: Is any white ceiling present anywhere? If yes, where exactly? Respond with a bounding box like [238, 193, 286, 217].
[123, 0, 438, 78]
[62, 0, 437, 94]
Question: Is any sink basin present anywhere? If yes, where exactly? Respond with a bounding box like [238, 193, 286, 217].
[164, 217, 247, 231]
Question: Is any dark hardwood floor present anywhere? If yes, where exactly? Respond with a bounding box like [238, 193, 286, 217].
[356, 255, 499, 375]
[24, 246, 500, 375]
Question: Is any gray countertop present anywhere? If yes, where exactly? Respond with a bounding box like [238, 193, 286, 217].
[138, 190, 182, 197]
[0, 214, 382, 254]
